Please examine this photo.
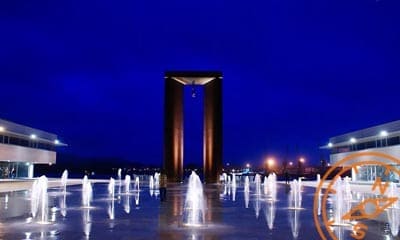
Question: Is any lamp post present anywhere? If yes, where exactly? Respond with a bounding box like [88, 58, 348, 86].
[265, 158, 275, 174]
[298, 157, 305, 176]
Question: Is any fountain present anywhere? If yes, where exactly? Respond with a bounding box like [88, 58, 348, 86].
[124, 175, 131, 193]
[263, 176, 268, 195]
[343, 176, 352, 201]
[31, 175, 49, 223]
[59, 192, 67, 217]
[108, 178, 115, 198]
[332, 177, 351, 226]
[222, 173, 228, 183]
[244, 187, 250, 208]
[108, 178, 115, 219]
[287, 178, 303, 238]
[117, 169, 122, 198]
[232, 185, 236, 201]
[264, 200, 276, 230]
[387, 182, 399, 236]
[134, 176, 140, 192]
[82, 176, 93, 208]
[154, 172, 160, 189]
[135, 191, 140, 206]
[254, 174, 261, 196]
[183, 171, 205, 226]
[289, 179, 302, 209]
[232, 173, 237, 188]
[253, 191, 261, 218]
[289, 208, 301, 239]
[244, 176, 250, 193]
[298, 177, 302, 191]
[149, 176, 154, 190]
[117, 168, 122, 185]
[124, 194, 131, 213]
[61, 170, 68, 194]
[265, 173, 277, 201]
[154, 173, 160, 197]
[82, 208, 92, 238]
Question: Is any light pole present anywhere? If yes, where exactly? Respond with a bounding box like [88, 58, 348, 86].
[298, 157, 305, 176]
[266, 158, 275, 174]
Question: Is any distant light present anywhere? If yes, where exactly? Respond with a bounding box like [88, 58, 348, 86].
[0, 126, 4, 132]
[54, 139, 60, 145]
[327, 163, 331, 167]
[30, 134, 37, 139]
[25, 163, 30, 166]
[289, 161, 293, 166]
[267, 158, 275, 167]
[246, 163, 250, 168]
[328, 142, 333, 148]
[380, 130, 388, 137]
[350, 137, 356, 143]
[299, 158, 305, 163]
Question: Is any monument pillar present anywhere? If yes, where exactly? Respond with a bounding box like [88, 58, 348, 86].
[164, 77, 184, 182]
[204, 78, 222, 183]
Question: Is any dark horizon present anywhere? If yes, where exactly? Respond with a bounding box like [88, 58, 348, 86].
[1, 0, 400, 168]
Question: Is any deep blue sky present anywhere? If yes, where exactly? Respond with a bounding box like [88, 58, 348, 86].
[1, 0, 400, 167]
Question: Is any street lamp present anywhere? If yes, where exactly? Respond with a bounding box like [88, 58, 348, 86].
[267, 158, 275, 168]
[266, 158, 275, 173]
[298, 157, 305, 176]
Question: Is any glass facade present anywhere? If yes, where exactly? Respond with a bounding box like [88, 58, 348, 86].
[331, 136, 400, 154]
[353, 165, 399, 182]
[0, 162, 30, 179]
[0, 134, 55, 151]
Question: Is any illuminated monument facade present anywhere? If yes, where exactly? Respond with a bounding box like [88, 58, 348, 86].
[164, 71, 222, 183]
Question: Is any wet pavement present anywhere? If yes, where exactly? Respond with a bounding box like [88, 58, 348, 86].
[0, 180, 398, 239]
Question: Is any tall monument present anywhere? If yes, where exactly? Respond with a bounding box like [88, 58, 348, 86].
[164, 71, 222, 183]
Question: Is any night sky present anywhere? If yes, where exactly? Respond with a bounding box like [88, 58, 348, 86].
[1, 0, 400, 168]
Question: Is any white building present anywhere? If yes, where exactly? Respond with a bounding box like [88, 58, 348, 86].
[0, 118, 65, 178]
[323, 120, 400, 182]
